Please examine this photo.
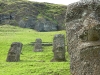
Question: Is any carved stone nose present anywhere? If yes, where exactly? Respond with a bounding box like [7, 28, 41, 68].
[82, 11, 100, 41]
[88, 28, 99, 41]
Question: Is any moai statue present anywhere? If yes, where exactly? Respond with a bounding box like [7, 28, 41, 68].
[34, 38, 43, 52]
[51, 34, 66, 62]
[6, 42, 23, 62]
[66, 0, 100, 75]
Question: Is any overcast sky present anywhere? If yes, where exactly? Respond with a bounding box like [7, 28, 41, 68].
[28, 0, 80, 5]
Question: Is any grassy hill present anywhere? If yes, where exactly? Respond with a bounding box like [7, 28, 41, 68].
[0, 0, 67, 31]
[0, 25, 70, 75]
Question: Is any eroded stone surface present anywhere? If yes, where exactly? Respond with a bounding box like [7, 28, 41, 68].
[34, 38, 43, 52]
[6, 42, 23, 62]
[51, 34, 66, 62]
[66, 0, 100, 75]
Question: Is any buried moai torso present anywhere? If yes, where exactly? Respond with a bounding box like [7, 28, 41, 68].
[66, 0, 100, 75]
[6, 42, 23, 62]
[51, 34, 66, 62]
[34, 38, 43, 52]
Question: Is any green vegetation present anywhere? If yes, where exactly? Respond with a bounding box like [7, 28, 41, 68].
[0, 1, 68, 74]
[0, 25, 70, 75]
[0, 0, 66, 30]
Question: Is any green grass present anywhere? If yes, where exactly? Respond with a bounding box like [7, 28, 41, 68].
[0, 25, 70, 75]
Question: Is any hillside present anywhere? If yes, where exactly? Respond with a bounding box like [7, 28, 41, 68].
[0, 25, 70, 75]
[0, 0, 67, 31]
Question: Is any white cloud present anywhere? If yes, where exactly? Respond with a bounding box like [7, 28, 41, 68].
[28, 0, 80, 5]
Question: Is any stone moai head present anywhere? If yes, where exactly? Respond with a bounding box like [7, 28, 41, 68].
[51, 34, 66, 62]
[34, 38, 43, 52]
[6, 42, 23, 62]
[66, 0, 100, 75]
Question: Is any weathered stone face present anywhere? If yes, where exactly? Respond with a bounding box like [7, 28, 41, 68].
[66, 0, 100, 75]
[6, 42, 23, 62]
[51, 34, 66, 62]
[34, 38, 43, 52]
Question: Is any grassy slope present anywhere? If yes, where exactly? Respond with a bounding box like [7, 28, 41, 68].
[0, 25, 70, 75]
[0, 0, 66, 30]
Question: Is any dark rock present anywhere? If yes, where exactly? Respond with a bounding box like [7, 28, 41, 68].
[6, 42, 23, 62]
[34, 38, 43, 52]
[0, 14, 10, 23]
[18, 17, 37, 29]
[51, 34, 66, 62]
[35, 20, 57, 32]
[66, 0, 100, 75]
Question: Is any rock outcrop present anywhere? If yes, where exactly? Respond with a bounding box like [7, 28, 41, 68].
[0, 1, 66, 31]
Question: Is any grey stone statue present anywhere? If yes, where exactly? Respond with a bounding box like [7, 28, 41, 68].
[6, 42, 23, 62]
[34, 38, 43, 52]
[66, 0, 100, 75]
[51, 34, 66, 62]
